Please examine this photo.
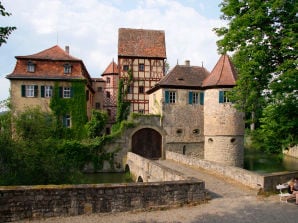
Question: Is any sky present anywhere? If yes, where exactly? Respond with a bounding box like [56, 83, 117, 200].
[0, 0, 226, 103]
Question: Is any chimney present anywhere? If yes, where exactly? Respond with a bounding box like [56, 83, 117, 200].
[185, 60, 190, 66]
[65, 46, 69, 54]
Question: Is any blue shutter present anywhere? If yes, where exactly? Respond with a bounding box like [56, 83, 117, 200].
[62, 116, 67, 127]
[70, 87, 74, 98]
[189, 92, 193, 104]
[219, 91, 224, 103]
[165, 91, 169, 103]
[21, 85, 26, 97]
[34, 85, 38, 97]
[200, 92, 204, 105]
[59, 87, 63, 98]
[40, 86, 45, 98]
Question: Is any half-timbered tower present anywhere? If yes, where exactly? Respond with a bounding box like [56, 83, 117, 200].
[118, 28, 166, 114]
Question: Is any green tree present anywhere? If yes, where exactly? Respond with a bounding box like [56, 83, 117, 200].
[0, 1, 16, 46]
[85, 110, 108, 138]
[215, 0, 297, 151]
[14, 107, 56, 141]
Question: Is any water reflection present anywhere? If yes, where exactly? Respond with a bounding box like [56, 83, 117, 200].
[76, 172, 133, 184]
[244, 149, 298, 174]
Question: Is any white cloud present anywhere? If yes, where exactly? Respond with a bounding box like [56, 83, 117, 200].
[0, 0, 225, 101]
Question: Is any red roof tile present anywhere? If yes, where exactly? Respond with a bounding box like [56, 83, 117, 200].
[102, 61, 118, 75]
[118, 28, 166, 58]
[202, 54, 237, 88]
[15, 45, 81, 61]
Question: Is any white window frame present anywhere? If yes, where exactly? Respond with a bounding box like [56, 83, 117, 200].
[27, 62, 35, 72]
[192, 92, 199, 104]
[63, 87, 71, 98]
[64, 64, 72, 74]
[64, 115, 71, 128]
[45, 86, 52, 98]
[26, 85, 35, 97]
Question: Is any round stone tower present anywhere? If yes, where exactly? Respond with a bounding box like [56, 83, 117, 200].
[202, 55, 245, 167]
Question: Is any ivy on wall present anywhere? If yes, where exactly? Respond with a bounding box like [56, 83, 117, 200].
[115, 69, 133, 124]
[50, 80, 87, 139]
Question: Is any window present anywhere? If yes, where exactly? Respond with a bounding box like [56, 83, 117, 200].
[106, 77, 110, 83]
[21, 85, 38, 97]
[127, 85, 133, 94]
[139, 86, 144, 94]
[139, 63, 145, 71]
[165, 91, 176, 104]
[219, 91, 230, 103]
[27, 62, 35, 72]
[95, 102, 100, 109]
[26, 85, 35, 97]
[123, 65, 129, 71]
[63, 115, 71, 128]
[106, 91, 110, 98]
[97, 87, 102, 92]
[64, 63, 72, 74]
[41, 85, 53, 98]
[189, 92, 199, 104]
[63, 87, 71, 98]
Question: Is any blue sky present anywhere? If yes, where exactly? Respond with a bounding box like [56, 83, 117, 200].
[0, 0, 225, 103]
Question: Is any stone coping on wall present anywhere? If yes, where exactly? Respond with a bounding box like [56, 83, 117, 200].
[166, 150, 298, 192]
[0, 180, 206, 222]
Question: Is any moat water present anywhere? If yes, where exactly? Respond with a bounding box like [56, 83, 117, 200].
[79, 172, 133, 184]
[244, 149, 298, 174]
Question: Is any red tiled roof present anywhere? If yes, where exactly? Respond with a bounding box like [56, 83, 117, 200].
[118, 28, 166, 58]
[15, 45, 81, 61]
[102, 61, 118, 75]
[202, 54, 237, 88]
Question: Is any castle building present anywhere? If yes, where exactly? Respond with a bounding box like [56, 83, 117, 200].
[101, 61, 119, 134]
[118, 28, 166, 114]
[6, 45, 94, 127]
[148, 55, 245, 167]
[202, 54, 245, 167]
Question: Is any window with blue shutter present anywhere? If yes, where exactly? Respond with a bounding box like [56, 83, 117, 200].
[165, 91, 169, 103]
[59, 87, 63, 98]
[34, 85, 38, 97]
[41, 86, 45, 97]
[189, 92, 193, 104]
[219, 91, 224, 103]
[200, 92, 204, 105]
[21, 85, 26, 97]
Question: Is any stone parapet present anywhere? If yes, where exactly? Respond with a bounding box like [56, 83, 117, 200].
[166, 151, 298, 192]
[0, 180, 206, 222]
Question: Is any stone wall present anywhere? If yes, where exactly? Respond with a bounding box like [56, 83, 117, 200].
[166, 151, 298, 192]
[283, 145, 298, 159]
[126, 152, 191, 182]
[204, 136, 244, 167]
[0, 181, 206, 222]
[162, 89, 204, 144]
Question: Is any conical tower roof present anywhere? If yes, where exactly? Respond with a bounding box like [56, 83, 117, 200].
[202, 54, 237, 88]
[102, 61, 118, 76]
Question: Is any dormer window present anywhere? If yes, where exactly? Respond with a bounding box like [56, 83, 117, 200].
[64, 63, 72, 74]
[27, 61, 35, 72]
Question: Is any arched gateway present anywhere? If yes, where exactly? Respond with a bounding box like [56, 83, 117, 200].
[132, 128, 162, 159]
